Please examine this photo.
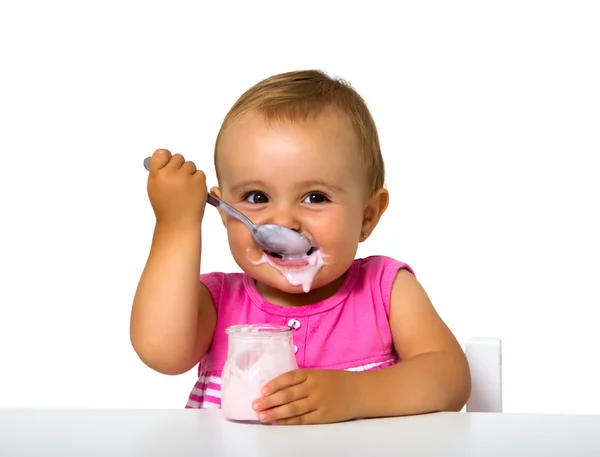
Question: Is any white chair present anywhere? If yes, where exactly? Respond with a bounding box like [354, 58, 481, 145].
[465, 337, 503, 412]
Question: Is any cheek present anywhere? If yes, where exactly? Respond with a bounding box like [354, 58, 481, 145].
[308, 209, 362, 240]
[225, 220, 252, 250]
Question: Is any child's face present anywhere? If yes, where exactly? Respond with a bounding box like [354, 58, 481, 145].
[213, 110, 383, 296]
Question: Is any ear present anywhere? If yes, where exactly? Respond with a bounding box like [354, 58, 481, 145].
[360, 188, 389, 242]
[210, 186, 227, 227]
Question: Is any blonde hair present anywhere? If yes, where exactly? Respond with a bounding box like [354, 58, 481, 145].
[214, 70, 385, 194]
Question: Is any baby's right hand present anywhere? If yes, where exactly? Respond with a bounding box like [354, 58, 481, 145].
[146, 149, 208, 228]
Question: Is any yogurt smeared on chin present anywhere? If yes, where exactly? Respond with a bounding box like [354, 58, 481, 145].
[248, 248, 326, 293]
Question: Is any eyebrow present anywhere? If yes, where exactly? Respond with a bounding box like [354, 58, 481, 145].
[229, 179, 345, 195]
[229, 180, 269, 195]
[296, 180, 345, 193]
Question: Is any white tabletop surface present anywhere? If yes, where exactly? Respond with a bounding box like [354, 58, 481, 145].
[1, 408, 599, 457]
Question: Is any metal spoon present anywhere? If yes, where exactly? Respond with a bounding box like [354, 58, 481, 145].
[143, 157, 312, 256]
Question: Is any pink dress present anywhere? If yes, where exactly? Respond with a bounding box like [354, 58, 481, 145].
[185, 255, 413, 409]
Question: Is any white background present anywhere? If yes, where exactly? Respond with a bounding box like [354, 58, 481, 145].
[0, 1, 599, 414]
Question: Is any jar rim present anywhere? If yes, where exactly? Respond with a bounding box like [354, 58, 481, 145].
[225, 324, 294, 337]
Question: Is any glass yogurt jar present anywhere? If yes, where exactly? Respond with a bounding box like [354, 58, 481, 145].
[220, 324, 298, 422]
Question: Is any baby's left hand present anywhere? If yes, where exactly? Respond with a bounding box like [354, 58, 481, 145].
[252, 369, 357, 425]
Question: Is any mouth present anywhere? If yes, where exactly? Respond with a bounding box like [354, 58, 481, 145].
[265, 247, 317, 267]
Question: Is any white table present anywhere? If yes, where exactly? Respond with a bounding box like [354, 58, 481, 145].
[1, 408, 599, 456]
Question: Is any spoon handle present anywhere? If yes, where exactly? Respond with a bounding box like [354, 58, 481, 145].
[206, 193, 257, 234]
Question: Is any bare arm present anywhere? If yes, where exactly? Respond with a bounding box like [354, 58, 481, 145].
[130, 149, 217, 375]
[130, 222, 216, 375]
[351, 269, 471, 417]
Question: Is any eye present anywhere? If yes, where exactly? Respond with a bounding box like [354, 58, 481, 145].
[302, 193, 329, 204]
[244, 191, 269, 204]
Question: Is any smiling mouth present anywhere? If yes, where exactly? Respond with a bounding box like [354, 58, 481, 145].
[267, 247, 315, 259]
[265, 247, 317, 267]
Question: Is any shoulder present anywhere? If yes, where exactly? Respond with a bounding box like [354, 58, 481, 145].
[352, 255, 415, 315]
[387, 257, 429, 318]
[388, 263, 463, 360]
[354, 255, 415, 277]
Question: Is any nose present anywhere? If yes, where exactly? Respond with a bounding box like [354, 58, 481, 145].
[266, 207, 302, 232]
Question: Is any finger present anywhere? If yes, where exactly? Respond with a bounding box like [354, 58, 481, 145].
[261, 370, 308, 396]
[257, 397, 315, 424]
[181, 161, 197, 175]
[149, 149, 171, 171]
[165, 153, 185, 170]
[193, 169, 207, 183]
[253, 383, 307, 412]
[271, 410, 322, 426]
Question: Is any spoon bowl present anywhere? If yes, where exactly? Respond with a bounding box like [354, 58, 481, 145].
[143, 157, 313, 256]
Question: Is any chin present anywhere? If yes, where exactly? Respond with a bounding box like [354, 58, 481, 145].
[231, 245, 349, 295]
[257, 266, 320, 292]
[242, 263, 319, 294]
[272, 282, 311, 294]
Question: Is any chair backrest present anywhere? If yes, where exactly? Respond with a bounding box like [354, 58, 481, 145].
[465, 337, 503, 412]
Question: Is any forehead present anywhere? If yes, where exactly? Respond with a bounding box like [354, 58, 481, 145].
[216, 111, 366, 189]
